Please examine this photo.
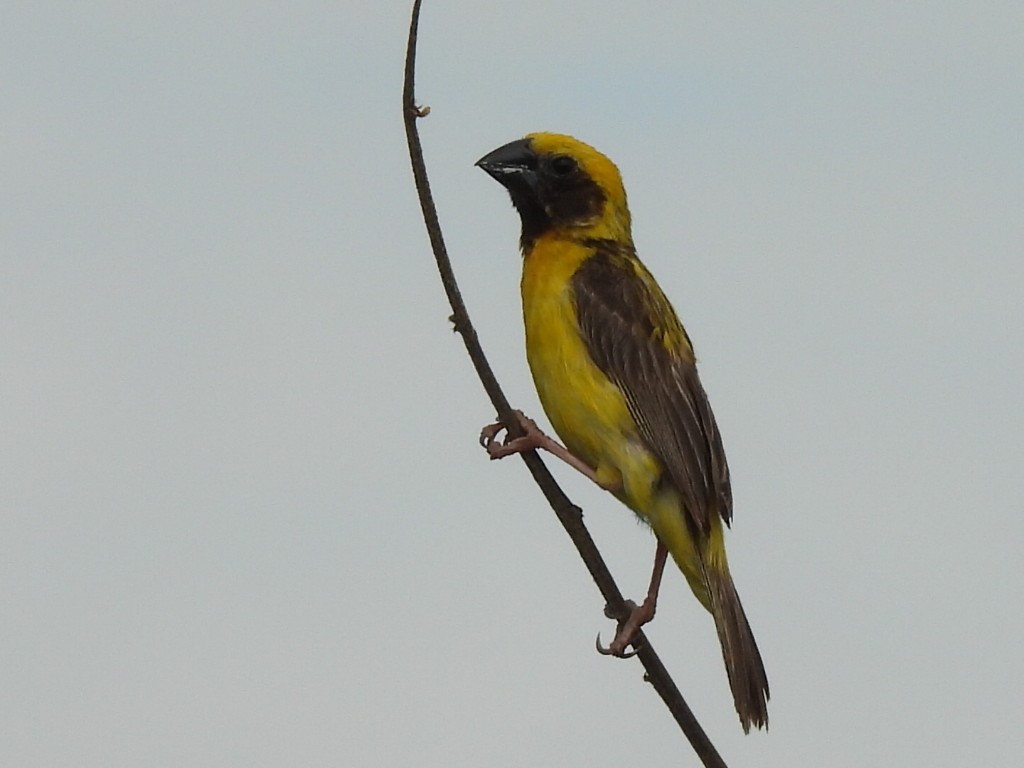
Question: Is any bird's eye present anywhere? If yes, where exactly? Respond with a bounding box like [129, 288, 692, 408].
[549, 154, 578, 176]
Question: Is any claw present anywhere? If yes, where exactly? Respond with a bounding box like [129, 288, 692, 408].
[479, 421, 524, 460]
[595, 631, 640, 658]
[478, 410, 548, 460]
[595, 596, 656, 658]
[479, 421, 504, 450]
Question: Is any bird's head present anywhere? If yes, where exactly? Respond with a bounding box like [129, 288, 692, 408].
[476, 133, 632, 249]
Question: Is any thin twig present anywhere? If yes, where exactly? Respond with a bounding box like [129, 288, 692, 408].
[401, 2, 727, 765]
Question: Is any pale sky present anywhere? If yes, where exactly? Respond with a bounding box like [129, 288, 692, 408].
[3, 2, 1023, 766]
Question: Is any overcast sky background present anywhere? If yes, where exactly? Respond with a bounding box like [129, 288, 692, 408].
[3, 2, 1023, 766]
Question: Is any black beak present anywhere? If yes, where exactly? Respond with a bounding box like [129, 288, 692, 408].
[475, 138, 537, 186]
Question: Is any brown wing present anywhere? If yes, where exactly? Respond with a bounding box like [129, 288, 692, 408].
[572, 240, 732, 534]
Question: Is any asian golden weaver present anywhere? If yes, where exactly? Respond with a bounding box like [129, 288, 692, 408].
[476, 133, 769, 732]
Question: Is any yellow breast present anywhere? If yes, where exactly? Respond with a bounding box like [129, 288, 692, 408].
[520, 236, 657, 500]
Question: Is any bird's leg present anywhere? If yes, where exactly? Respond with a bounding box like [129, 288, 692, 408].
[479, 409, 621, 492]
[597, 540, 668, 658]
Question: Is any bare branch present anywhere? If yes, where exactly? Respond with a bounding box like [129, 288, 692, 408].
[402, 2, 728, 765]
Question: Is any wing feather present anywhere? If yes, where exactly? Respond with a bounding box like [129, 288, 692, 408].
[572, 241, 733, 533]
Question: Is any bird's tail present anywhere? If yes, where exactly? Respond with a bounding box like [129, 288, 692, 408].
[706, 565, 770, 733]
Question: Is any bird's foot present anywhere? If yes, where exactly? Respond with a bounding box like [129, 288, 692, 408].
[479, 409, 550, 460]
[479, 410, 621, 492]
[596, 597, 657, 659]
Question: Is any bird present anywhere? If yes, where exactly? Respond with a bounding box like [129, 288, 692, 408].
[475, 132, 769, 732]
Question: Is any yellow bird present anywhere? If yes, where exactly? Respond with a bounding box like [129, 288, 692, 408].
[476, 133, 769, 732]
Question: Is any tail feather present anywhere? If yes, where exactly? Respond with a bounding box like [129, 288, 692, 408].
[706, 567, 770, 732]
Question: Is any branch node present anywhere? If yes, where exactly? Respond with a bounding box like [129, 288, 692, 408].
[449, 312, 468, 336]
